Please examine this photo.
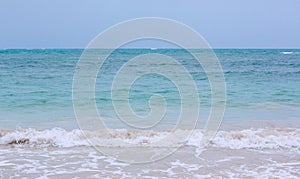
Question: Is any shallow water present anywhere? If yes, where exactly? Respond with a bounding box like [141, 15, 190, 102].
[0, 49, 299, 129]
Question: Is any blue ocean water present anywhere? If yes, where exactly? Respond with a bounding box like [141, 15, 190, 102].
[0, 49, 299, 129]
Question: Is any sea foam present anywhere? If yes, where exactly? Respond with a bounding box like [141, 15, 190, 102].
[0, 128, 299, 150]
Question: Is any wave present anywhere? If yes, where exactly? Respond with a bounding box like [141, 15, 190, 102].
[280, 52, 293, 55]
[0, 128, 299, 150]
[0, 128, 88, 147]
[210, 128, 300, 149]
[280, 51, 300, 55]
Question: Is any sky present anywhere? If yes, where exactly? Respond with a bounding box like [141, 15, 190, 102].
[0, 0, 300, 49]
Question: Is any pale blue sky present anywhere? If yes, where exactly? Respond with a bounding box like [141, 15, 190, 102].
[0, 0, 300, 49]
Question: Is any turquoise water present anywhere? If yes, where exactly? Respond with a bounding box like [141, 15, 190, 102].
[0, 49, 299, 129]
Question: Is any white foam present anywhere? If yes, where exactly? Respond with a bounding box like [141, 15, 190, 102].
[0, 128, 299, 150]
[0, 128, 88, 147]
[211, 128, 300, 150]
[280, 51, 293, 54]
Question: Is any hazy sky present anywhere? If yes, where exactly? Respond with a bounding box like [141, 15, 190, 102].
[1, 0, 300, 48]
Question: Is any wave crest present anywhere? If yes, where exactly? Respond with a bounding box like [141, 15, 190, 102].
[0, 128, 299, 150]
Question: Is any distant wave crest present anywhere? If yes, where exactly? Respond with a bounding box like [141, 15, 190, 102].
[280, 51, 294, 55]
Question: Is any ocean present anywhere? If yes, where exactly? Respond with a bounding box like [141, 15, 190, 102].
[0, 49, 299, 178]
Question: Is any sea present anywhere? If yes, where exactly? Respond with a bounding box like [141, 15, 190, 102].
[0, 49, 299, 178]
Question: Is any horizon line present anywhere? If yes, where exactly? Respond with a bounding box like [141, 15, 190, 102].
[1, 47, 300, 50]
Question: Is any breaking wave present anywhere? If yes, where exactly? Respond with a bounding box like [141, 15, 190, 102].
[280, 52, 294, 55]
[0, 128, 299, 150]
